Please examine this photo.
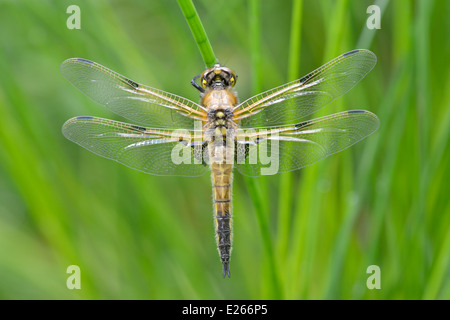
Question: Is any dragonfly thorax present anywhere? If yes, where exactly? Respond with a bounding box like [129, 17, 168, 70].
[207, 108, 233, 122]
[204, 109, 237, 148]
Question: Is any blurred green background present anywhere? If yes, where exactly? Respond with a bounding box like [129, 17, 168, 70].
[0, 0, 449, 299]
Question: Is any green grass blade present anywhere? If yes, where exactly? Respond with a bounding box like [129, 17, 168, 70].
[422, 77, 450, 299]
[177, 0, 216, 67]
[246, 0, 282, 299]
[277, 0, 303, 295]
[287, 0, 303, 81]
[244, 177, 282, 298]
[249, 0, 263, 94]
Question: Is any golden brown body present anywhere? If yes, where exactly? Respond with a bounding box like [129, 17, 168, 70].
[201, 89, 238, 110]
[210, 162, 233, 278]
[201, 80, 239, 277]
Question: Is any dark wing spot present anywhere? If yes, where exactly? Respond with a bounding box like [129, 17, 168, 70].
[342, 49, 360, 57]
[126, 79, 139, 88]
[76, 116, 94, 120]
[131, 124, 146, 132]
[347, 110, 366, 115]
[299, 73, 313, 84]
[295, 119, 311, 129]
[76, 58, 94, 65]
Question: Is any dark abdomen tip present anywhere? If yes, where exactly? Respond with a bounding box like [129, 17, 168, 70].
[222, 261, 231, 278]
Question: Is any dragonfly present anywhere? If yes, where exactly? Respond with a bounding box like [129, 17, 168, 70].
[61, 49, 379, 278]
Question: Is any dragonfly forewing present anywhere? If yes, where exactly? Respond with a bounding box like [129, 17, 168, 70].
[234, 49, 377, 128]
[61, 58, 207, 129]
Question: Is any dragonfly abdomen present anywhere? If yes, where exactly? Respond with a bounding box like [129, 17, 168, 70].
[210, 162, 233, 278]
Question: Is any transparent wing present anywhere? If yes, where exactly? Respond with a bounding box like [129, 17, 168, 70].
[233, 49, 377, 128]
[62, 116, 209, 177]
[235, 110, 379, 176]
[61, 58, 207, 129]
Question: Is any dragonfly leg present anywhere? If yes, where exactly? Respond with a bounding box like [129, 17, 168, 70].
[191, 74, 205, 93]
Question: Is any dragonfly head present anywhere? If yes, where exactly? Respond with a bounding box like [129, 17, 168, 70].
[200, 64, 237, 90]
